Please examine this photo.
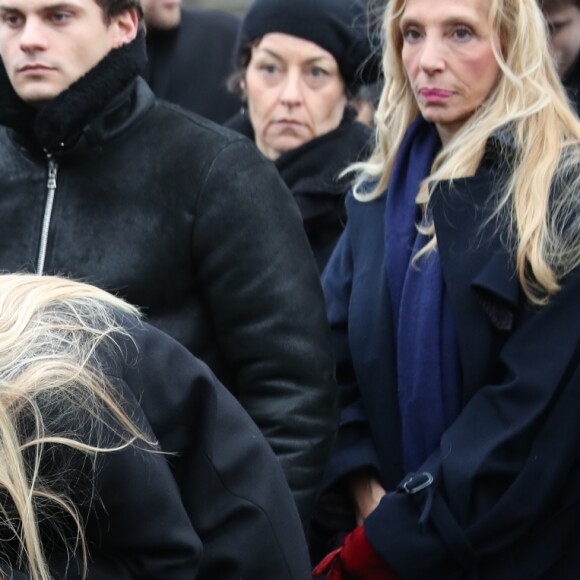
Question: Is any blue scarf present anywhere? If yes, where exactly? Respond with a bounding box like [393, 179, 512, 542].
[384, 116, 462, 473]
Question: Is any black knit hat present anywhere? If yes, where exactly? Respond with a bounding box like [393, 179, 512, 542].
[238, 0, 377, 91]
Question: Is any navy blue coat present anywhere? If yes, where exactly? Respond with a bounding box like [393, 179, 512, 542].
[321, 140, 580, 579]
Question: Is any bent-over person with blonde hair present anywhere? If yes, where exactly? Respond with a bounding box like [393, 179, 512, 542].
[0, 274, 311, 580]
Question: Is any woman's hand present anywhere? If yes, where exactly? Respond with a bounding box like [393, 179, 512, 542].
[349, 471, 387, 524]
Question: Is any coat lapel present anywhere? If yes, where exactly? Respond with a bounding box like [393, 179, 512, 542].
[347, 194, 406, 485]
[431, 170, 520, 402]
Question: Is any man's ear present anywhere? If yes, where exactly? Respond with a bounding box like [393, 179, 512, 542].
[111, 8, 139, 47]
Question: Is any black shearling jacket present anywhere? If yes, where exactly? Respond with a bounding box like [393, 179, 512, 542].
[0, 35, 337, 526]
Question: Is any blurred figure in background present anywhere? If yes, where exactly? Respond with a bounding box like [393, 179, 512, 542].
[226, 0, 376, 271]
[540, 0, 580, 114]
[352, 82, 382, 127]
[144, 0, 241, 123]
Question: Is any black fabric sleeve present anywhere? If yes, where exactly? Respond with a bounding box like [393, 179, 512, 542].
[122, 322, 314, 580]
[190, 137, 338, 523]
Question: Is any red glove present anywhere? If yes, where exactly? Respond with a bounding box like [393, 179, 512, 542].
[312, 525, 397, 580]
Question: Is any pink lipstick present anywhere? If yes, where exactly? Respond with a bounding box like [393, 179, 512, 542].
[419, 88, 453, 103]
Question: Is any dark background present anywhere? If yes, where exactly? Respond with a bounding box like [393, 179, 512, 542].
[185, 0, 252, 16]
[187, 0, 387, 19]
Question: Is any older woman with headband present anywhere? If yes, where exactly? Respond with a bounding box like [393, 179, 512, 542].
[0, 275, 310, 580]
[227, 0, 376, 271]
[312, 0, 580, 578]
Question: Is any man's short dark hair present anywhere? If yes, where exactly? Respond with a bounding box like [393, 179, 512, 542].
[94, 0, 144, 26]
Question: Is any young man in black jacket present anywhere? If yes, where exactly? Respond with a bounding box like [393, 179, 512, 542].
[0, 0, 336, 536]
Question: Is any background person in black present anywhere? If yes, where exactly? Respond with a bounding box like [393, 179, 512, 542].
[143, 0, 242, 123]
[540, 0, 580, 114]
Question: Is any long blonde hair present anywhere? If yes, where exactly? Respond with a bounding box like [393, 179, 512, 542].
[354, 0, 580, 304]
[0, 274, 153, 580]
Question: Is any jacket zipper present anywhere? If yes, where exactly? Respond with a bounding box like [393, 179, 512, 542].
[36, 155, 58, 275]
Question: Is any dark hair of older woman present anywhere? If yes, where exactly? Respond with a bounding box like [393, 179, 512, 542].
[226, 0, 378, 272]
[311, 0, 580, 578]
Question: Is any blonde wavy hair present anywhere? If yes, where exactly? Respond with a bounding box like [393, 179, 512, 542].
[0, 274, 153, 580]
[353, 0, 580, 304]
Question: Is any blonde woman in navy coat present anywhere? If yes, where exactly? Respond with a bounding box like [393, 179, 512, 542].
[312, 0, 580, 578]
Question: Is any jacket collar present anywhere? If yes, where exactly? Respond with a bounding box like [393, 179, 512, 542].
[275, 108, 372, 196]
[0, 32, 149, 155]
[225, 107, 371, 196]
